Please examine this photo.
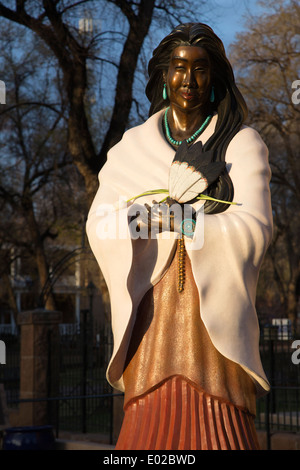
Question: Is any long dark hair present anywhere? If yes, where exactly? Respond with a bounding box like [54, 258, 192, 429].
[146, 23, 248, 214]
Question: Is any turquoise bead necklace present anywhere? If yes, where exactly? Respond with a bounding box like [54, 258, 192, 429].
[164, 106, 212, 146]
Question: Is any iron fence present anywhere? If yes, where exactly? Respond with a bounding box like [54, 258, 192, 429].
[0, 332, 20, 408]
[1, 318, 300, 446]
[0, 311, 116, 441]
[7, 392, 122, 445]
[48, 310, 115, 438]
[255, 323, 300, 448]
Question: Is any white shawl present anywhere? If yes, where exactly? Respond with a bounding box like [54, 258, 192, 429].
[86, 110, 273, 396]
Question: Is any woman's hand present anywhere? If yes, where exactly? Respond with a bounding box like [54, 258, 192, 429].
[144, 201, 176, 233]
[142, 200, 195, 237]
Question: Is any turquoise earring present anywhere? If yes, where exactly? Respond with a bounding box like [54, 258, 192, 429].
[210, 86, 215, 103]
[163, 83, 167, 100]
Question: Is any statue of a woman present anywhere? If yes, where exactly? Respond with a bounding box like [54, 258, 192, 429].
[87, 23, 273, 450]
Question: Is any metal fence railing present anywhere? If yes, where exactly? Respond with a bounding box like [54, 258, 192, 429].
[255, 323, 300, 448]
[1, 318, 300, 447]
[0, 332, 20, 408]
[0, 313, 116, 442]
[7, 392, 123, 445]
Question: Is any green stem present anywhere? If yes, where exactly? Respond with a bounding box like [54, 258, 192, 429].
[197, 194, 237, 205]
[126, 189, 169, 202]
[126, 189, 238, 206]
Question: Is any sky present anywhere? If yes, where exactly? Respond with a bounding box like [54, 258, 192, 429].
[202, 0, 267, 51]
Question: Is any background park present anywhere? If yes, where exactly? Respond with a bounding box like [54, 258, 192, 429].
[0, 0, 299, 451]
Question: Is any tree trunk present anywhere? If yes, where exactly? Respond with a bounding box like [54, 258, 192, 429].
[98, 0, 156, 166]
[2, 272, 19, 327]
[22, 195, 56, 311]
[287, 281, 299, 335]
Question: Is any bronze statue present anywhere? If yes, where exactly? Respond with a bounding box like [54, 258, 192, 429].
[87, 23, 273, 450]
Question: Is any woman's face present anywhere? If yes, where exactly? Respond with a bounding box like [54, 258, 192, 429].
[165, 45, 212, 113]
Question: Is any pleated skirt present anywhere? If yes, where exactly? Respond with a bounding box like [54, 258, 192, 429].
[115, 375, 260, 451]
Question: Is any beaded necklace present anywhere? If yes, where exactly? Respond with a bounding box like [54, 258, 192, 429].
[163, 108, 212, 292]
[164, 106, 212, 147]
[163, 107, 212, 292]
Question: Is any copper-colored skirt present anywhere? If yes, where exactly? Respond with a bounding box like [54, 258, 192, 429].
[116, 375, 260, 451]
[116, 242, 260, 450]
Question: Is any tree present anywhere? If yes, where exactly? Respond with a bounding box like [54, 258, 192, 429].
[0, 25, 73, 310]
[230, 0, 300, 330]
[0, 0, 209, 315]
[0, 0, 208, 203]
